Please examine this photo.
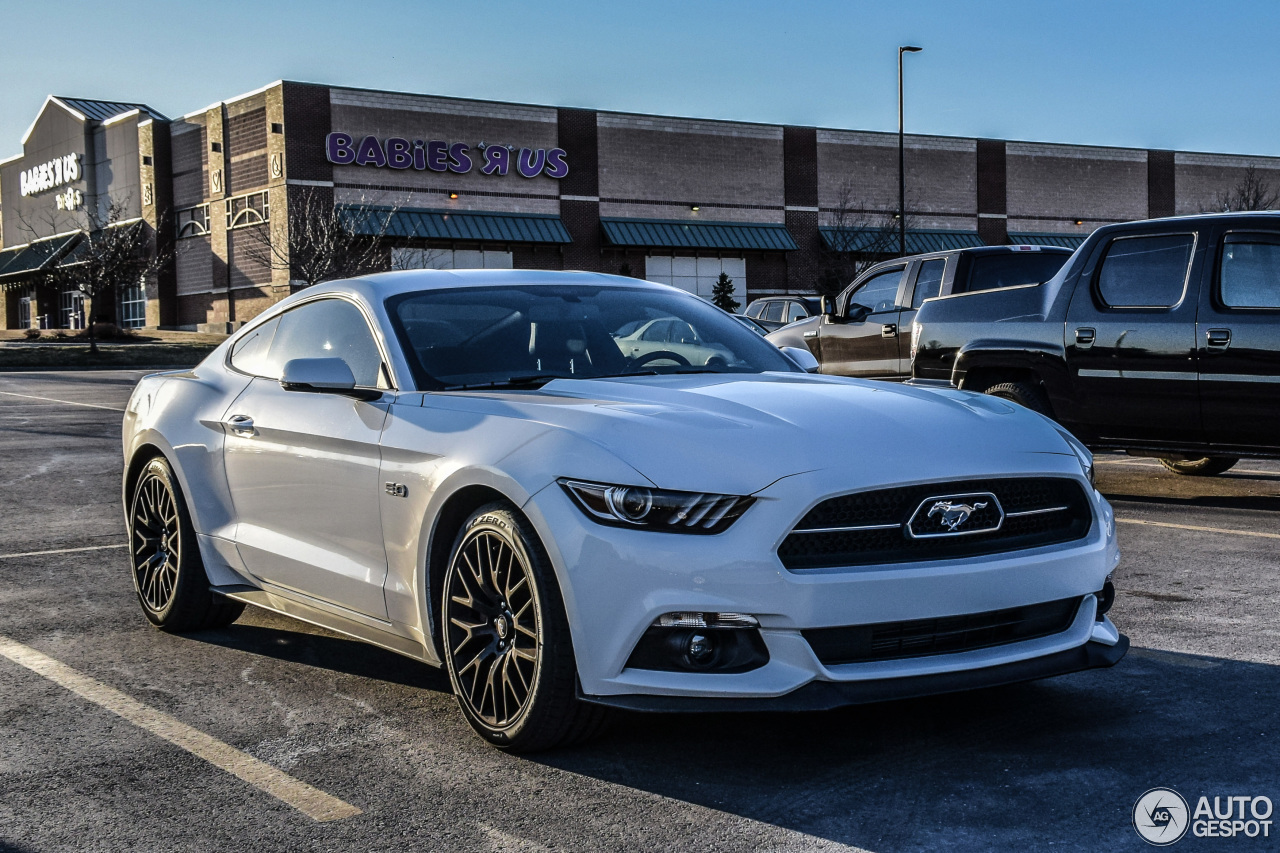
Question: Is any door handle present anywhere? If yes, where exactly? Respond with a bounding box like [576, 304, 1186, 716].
[225, 414, 255, 436]
[881, 324, 898, 338]
[1075, 327, 1095, 347]
[1206, 328, 1232, 350]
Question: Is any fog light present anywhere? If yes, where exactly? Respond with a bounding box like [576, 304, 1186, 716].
[686, 633, 715, 666]
[1095, 580, 1116, 620]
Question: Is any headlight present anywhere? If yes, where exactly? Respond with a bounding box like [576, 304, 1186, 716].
[1055, 427, 1095, 488]
[559, 479, 754, 534]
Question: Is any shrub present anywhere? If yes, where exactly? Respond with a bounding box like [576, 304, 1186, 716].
[22, 328, 41, 340]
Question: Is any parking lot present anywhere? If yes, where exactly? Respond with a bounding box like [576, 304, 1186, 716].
[1, 369, 1277, 852]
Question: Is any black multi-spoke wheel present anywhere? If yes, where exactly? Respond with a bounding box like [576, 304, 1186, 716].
[446, 527, 540, 728]
[441, 502, 608, 751]
[128, 457, 243, 632]
[132, 469, 181, 613]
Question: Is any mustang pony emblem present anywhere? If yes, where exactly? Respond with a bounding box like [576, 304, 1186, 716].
[927, 500, 989, 531]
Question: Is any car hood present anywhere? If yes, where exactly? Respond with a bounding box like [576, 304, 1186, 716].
[430, 373, 1078, 495]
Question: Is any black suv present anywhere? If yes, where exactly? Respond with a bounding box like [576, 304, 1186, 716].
[911, 213, 1280, 475]
[768, 245, 1072, 380]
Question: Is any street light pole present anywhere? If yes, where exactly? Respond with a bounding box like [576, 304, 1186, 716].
[898, 45, 922, 257]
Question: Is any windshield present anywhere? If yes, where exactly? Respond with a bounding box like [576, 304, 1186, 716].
[386, 284, 799, 389]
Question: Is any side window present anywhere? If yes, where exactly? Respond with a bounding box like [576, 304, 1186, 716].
[229, 316, 280, 377]
[264, 299, 384, 386]
[761, 301, 785, 323]
[640, 320, 671, 342]
[848, 268, 904, 315]
[1096, 234, 1195, 308]
[745, 302, 763, 319]
[1220, 234, 1280, 308]
[912, 260, 946, 308]
[785, 301, 808, 323]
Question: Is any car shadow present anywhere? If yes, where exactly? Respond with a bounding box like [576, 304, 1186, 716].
[526, 649, 1279, 851]
[182, 621, 453, 694]
[1103, 492, 1280, 513]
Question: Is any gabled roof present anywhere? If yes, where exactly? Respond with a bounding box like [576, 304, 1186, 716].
[54, 96, 167, 123]
[19, 96, 168, 146]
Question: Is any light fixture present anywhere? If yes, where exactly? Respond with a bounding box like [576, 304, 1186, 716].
[1074, 218, 1084, 225]
[449, 192, 459, 200]
[690, 205, 700, 212]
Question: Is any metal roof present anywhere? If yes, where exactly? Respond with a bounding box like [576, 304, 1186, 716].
[0, 233, 81, 285]
[343, 207, 572, 244]
[55, 97, 167, 123]
[601, 218, 797, 251]
[1008, 233, 1088, 249]
[819, 227, 984, 254]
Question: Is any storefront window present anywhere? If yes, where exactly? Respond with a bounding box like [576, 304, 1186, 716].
[17, 291, 33, 329]
[644, 256, 746, 300]
[118, 280, 147, 329]
[391, 248, 513, 270]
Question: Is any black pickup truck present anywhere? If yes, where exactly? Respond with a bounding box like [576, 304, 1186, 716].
[911, 213, 1280, 475]
[768, 245, 1071, 380]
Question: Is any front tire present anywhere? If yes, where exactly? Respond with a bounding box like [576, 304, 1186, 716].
[441, 502, 606, 752]
[128, 456, 244, 632]
[982, 380, 1053, 417]
[1158, 456, 1239, 476]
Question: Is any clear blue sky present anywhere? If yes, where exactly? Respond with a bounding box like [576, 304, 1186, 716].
[3, 0, 1279, 157]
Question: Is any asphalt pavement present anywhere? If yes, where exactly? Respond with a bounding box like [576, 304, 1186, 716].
[0, 370, 1276, 852]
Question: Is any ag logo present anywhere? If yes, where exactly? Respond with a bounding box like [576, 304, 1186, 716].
[1134, 788, 1190, 846]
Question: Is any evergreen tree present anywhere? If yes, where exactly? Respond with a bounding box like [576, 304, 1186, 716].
[711, 271, 739, 312]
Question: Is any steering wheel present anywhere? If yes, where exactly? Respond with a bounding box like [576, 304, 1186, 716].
[626, 350, 691, 371]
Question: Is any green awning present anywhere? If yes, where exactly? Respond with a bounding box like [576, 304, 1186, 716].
[342, 207, 571, 244]
[820, 227, 984, 254]
[0, 232, 81, 284]
[601, 218, 797, 251]
[1008, 233, 1088, 249]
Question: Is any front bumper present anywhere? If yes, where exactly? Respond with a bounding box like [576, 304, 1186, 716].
[523, 459, 1123, 704]
[583, 634, 1129, 712]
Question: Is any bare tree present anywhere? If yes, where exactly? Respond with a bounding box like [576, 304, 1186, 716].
[815, 180, 916, 298]
[35, 200, 169, 353]
[1204, 165, 1280, 213]
[236, 187, 402, 288]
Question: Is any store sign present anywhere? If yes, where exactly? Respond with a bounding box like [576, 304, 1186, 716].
[20, 153, 81, 197]
[325, 133, 568, 179]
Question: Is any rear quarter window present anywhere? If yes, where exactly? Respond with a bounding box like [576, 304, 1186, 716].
[1220, 234, 1280, 308]
[1096, 234, 1195, 308]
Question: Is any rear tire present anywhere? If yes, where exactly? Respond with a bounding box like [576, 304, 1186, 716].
[1157, 456, 1239, 476]
[128, 456, 244, 632]
[441, 501, 607, 752]
[983, 380, 1053, 417]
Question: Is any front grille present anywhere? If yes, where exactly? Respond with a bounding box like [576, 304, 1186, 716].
[778, 477, 1091, 570]
[803, 597, 1082, 666]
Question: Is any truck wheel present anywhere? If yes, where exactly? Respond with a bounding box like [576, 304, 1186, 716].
[982, 381, 1053, 417]
[1157, 456, 1239, 476]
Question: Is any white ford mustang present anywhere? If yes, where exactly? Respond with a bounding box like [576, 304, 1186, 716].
[121, 270, 1126, 751]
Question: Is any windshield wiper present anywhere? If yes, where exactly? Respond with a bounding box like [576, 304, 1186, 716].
[442, 373, 576, 391]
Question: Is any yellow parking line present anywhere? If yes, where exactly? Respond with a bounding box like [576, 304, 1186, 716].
[0, 636, 361, 822]
[1117, 517, 1280, 540]
[0, 386, 124, 409]
[0, 543, 127, 560]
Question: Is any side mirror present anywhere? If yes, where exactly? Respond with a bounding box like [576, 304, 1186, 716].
[779, 346, 820, 373]
[846, 303, 872, 323]
[820, 294, 837, 317]
[280, 358, 381, 401]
